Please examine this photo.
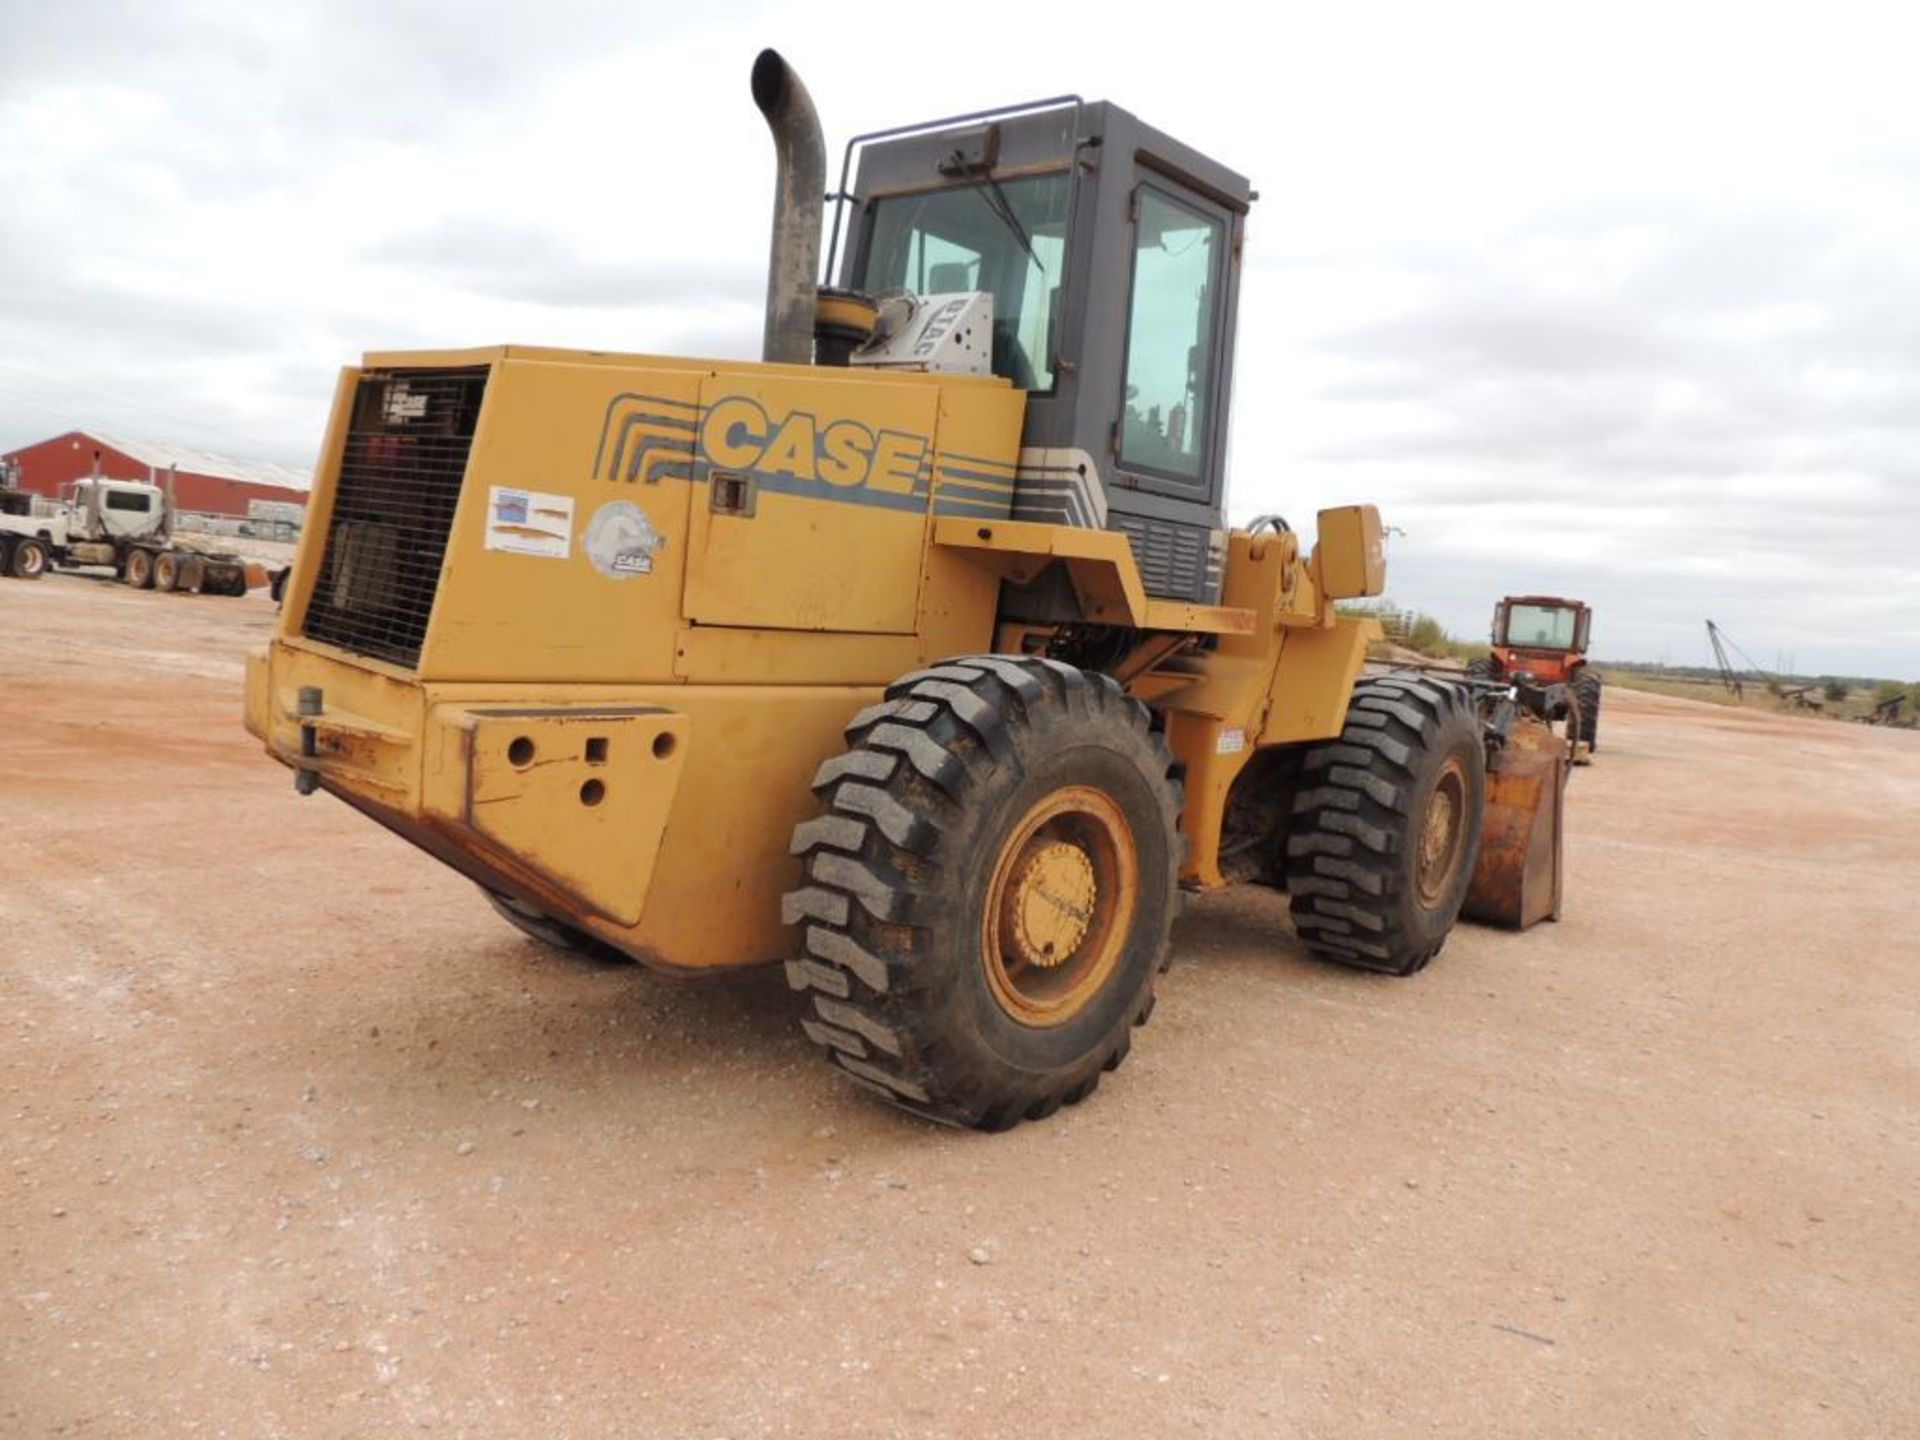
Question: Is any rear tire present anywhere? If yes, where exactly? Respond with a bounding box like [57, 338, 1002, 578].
[1285, 674, 1485, 976]
[9, 537, 47, 579]
[784, 656, 1182, 1130]
[154, 551, 182, 591]
[124, 548, 155, 588]
[1575, 671, 1602, 751]
[483, 891, 631, 964]
[1464, 656, 1497, 681]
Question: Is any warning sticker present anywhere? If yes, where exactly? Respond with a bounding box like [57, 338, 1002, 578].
[1216, 726, 1248, 755]
[484, 486, 573, 559]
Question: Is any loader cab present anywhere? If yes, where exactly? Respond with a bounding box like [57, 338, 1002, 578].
[832, 100, 1250, 604]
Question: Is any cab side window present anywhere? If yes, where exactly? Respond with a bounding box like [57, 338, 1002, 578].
[1119, 187, 1221, 482]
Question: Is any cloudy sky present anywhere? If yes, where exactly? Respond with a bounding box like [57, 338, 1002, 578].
[3, 0, 1915, 675]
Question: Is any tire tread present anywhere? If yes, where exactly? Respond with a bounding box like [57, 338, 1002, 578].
[783, 654, 1181, 1129]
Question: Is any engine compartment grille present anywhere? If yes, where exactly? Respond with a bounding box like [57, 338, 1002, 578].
[1111, 512, 1221, 605]
[302, 366, 488, 668]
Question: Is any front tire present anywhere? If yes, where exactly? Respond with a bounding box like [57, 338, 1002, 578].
[784, 656, 1182, 1130]
[1574, 672, 1602, 751]
[1464, 656, 1497, 681]
[1285, 674, 1486, 976]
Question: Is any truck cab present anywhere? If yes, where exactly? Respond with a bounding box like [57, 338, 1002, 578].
[64, 478, 170, 546]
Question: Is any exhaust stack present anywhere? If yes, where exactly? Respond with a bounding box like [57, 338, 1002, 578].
[751, 49, 825, 366]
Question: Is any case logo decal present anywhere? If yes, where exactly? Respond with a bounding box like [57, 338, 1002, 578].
[584, 500, 667, 579]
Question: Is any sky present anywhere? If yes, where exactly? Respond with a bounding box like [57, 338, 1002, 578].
[2, 0, 1916, 676]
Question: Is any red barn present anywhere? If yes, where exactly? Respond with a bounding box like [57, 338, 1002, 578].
[1, 431, 310, 517]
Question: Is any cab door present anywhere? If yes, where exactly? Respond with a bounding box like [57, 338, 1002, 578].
[1110, 175, 1237, 509]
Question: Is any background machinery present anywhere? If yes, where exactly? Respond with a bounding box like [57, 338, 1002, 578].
[1706, 618, 1823, 709]
[0, 479, 52, 579]
[0, 465, 258, 594]
[1467, 594, 1602, 752]
[245, 52, 1569, 1129]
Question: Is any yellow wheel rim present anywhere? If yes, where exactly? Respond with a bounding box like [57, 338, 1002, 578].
[982, 786, 1139, 1028]
[1415, 756, 1469, 907]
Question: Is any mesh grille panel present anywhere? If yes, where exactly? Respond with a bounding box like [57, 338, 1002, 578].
[1110, 513, 1220, 604]
[302, 367, 487, 668]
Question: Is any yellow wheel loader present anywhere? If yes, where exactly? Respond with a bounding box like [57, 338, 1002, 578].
[246, 52, 1566, 1129]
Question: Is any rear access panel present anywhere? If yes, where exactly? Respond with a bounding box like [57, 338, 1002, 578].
[682, 372, 936, 633]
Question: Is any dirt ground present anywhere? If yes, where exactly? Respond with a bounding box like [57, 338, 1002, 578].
[4, 571, 1917, 1439]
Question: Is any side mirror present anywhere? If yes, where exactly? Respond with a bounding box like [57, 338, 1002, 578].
[1312, 504, 1386, 599]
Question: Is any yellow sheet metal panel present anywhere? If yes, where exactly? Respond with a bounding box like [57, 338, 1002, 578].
[257, 641, 429, 805]
[362, 353, 1019, 686]
[1312, 504, 1387, 600]
[577, 684, 884, 971]
[1164, 711, 1259, 889]
[362, 345, 511, 369]
[255, 646, 882, 970]
[1138, 598, 1259, 636]
[933, 517, 1143, 626]
[243, 645, 270, 742]
[916, 542, 1004, 661]
[446, 706, 689, 927]
[1138, 536, 1296, 884]
[914, 382, 1026, 660]
[1141, 534, 1296, 722]
[936, 517, 1255, 638]
[1213, 529, 1300, 650]
[1258, 617, 1375, 745]
[674, 626, 926, 686]
[682, 371, 938, 634]
[415, 681, 885, 971]
[930, 381, 1024, 522]
[423, 360, 702, 684]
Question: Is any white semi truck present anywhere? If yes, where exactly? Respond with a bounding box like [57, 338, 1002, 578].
[0, 473, 255, 594]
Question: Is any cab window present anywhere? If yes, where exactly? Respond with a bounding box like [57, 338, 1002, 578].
[1120, 187, 1221, 482]
[104, 490, 153, 512]
[1505, 605, 1579, 648]
[859, 172, 1070, 391]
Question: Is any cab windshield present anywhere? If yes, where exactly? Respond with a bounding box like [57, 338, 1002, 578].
[858, 172, 1070, 391]
[1504, 604, 1579, 649]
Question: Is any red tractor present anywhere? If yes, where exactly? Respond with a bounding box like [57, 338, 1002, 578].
[1466, 595, 1602, 751]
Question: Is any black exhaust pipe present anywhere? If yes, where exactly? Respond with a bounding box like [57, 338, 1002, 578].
[751, 49, 825, 366]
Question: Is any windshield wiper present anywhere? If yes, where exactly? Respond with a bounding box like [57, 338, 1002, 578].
[945, 150, 1041, 272]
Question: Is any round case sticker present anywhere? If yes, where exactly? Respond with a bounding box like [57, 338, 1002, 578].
[584, 500, 667, 579]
